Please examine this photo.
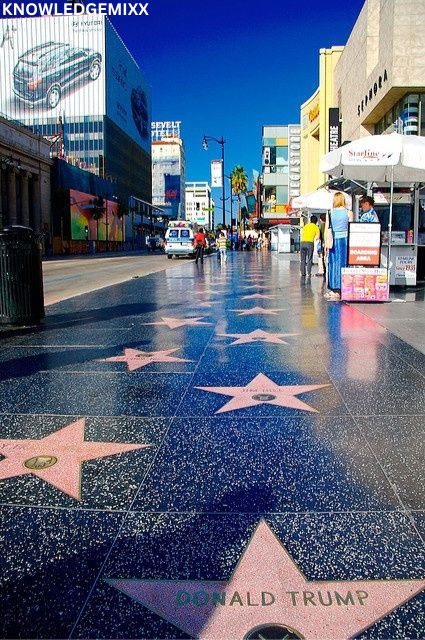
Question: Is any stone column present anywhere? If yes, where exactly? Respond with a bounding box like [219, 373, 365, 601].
[7, 169, 17, 225]
[21, 171, 30, 227]
[32, 175, 41, 232]
[0, 168, 3, 229]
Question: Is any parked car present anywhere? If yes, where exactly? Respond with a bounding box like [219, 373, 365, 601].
[147, 236, 164, 251]
[13, 42, 102, 109]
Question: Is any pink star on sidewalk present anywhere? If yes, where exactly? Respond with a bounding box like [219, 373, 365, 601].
[107, 520, 425, 640]
[218, 329, 299, 345]
[241, 293, 278, 300]
[98, 348, 192, 371]
[143, 316, 212, 329]
[232, 306, 285, 316]
[241, 284, 271, 290]
[196, 373, 330, 414]
[0, 419, 150, 500]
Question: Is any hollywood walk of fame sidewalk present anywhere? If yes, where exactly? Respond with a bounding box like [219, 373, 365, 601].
[0, 252, 424, 639]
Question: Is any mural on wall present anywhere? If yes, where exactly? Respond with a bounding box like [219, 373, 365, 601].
[70, 189, 124, 241]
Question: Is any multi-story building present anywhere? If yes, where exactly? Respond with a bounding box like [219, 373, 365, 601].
[0, 115, 51, 234]
[300, 46, 343, 194]
[185, 181, 214, 230]
[0, 15, 152, 204]
[332, 0, 425, 282]
[260, 124, 300, 223]
[152, 121, 185, 220]
[334, 0, 425, 142]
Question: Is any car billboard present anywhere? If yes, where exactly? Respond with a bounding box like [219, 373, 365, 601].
[0, 15, 105, 122]
[105, 20, 151, 153]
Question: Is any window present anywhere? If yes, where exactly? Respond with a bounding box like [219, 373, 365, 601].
[276, 186, 288, 204]
[181, 230, 190, 238]
[169, 229, 179, 238]
[276, 146, 288, 161]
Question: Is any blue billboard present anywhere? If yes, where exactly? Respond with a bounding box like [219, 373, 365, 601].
[105, 20, 151, 153]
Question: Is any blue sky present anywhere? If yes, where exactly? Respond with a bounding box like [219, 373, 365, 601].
[109, 0, 366, 192]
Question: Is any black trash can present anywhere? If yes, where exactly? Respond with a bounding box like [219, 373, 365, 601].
[0, 225, 45, 326]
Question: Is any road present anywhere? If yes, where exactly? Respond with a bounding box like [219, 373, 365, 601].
[42, 253, 185, 306]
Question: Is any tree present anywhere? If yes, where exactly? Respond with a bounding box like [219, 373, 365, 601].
[230, 165, 248, 231]
[91, 197, 105, 243]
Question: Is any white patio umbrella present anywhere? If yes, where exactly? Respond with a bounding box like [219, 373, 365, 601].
[292, 187, 352, 211]
[320, 132, 425, 273]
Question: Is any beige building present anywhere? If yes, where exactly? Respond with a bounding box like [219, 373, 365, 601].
[334, 0, 425, 142]
[300, 46, 343, 194]
[0, 117, 51, 234]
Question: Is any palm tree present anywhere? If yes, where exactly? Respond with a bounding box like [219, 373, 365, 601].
[230, 165, 248, 231]
[91, 197, 105, 245]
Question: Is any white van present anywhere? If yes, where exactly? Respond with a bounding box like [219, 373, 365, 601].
[164, 221, 196, 259]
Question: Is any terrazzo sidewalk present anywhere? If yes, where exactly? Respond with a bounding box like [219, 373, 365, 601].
[0, 251, 424, 640]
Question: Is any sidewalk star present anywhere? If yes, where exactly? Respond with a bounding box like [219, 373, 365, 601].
[195, 373, 329, 414]
[0, 419, 150, 500]
[241, 293, 278, 300]
[143, 316, 212, 329]
[218, 329, 299, 346]
[106, 520, 425, 640]
[232, 306, 286, 316]
[241, 284, 271, 290]
[98, 348, 192, 371]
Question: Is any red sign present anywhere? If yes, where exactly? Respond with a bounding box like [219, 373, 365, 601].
[347, 222, 381, 267]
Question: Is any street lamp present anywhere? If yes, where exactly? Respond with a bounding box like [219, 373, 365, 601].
[202, 134, 225, 229]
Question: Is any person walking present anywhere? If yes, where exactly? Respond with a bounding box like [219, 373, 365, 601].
[300, 215, 320, 279]
[324, 192, 353, 300]
[316, 213, 327, 277]
[194, 227, 206, 264]
[359, 196, 379, 222]
[216, 231, 228, 263]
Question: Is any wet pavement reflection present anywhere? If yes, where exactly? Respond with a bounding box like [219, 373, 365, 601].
[0, 252, 424, 639]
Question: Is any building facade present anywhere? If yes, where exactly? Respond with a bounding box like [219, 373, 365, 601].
[333, 0, 425, 142]
[185, 181, 214, 230]
[300, 46, 343, 194]
[0, 15, 152, 203]
[152, 122, 186, 220]
[261, 125, 300, 222]
[0, 116, 51, 234]
[332, 0, 425, 283]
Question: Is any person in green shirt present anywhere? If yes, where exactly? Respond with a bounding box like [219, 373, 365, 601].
[300, 215, 320, 278]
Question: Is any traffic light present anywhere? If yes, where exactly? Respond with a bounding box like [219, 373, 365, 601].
[84, 225, 89, 239]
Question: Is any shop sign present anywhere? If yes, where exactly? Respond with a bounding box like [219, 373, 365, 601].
[328, 108, 340, 152]
[151, 121, 181, 141]
[347, 222, 381, 267]
[288, 125, 301, 198]
[308, 103, 319, 122]
[395, 255, 416, 282]
[341, 267, 389, 301]
[357, 69, 388, 116]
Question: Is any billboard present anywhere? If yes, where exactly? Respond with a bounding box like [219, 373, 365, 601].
[70, 189, 124, 241]
[105, 20, 151, 152]
[0, 15, 105, 123]
[164, 174, 180, 203]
